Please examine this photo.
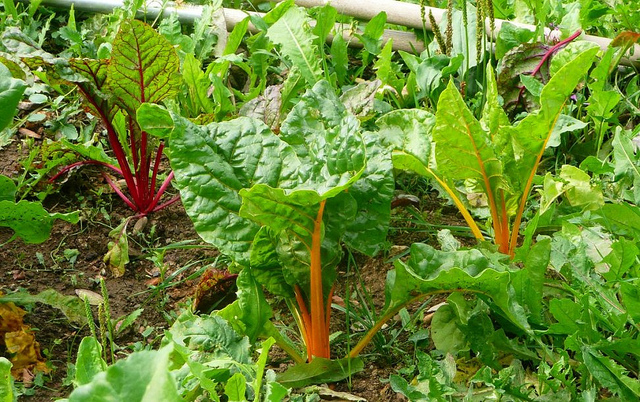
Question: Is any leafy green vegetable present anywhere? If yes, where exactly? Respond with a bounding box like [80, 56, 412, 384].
[276, 357, 364, 388]
[69, 345, 181, 402]
[0, 358, 14, 402]
[266, 5, 321, 85]
[150, 79, 392, 363]
[0, 62, 26, 133]
[74, 337, 107, 386]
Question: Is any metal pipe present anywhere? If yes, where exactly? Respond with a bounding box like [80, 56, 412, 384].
[18, 0, 638, 65]
[285, 0, 640, 66]
[18, 0, 425, 52]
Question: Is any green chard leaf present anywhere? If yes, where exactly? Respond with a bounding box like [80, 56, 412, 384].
[168, 116, 299, 264]
[0, 200, 79, 245]
[74, 337, 107, 386]
[433, 79, 505, 203]
[69, 345, 180, 402]
[387, 244, 529, 331]
[0, 62, 26, 132]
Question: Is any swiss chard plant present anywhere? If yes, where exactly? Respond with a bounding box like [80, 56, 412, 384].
[139, 80, 394, 363]
[381, 45, 598, 255]
[22, 19, 182, 215]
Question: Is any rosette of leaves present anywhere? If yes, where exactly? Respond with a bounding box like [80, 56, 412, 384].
[139, 80, 394, 363]
[380, 46, 598, 256]
[16, 20, 182, 215]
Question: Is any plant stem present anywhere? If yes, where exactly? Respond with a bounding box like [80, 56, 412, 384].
[430, 172, 485, 241]
[309, 199, 329, 360]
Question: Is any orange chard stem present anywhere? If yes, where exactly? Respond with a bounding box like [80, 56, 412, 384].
[508, 103, 567, 256]
[309, 199, 329, 360]
[325, 285, 335, 335]
[497, 190, 510, 255]
[294, 285, 313, 362]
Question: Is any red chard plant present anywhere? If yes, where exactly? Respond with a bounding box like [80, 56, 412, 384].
[36, 19, 182, 215]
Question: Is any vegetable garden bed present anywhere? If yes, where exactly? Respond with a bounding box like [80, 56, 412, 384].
[1, 0, 639, 400]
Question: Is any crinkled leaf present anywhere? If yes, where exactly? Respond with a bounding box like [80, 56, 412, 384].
[67, 58, 114, 120]
[266, 6, 321, 85]
[249, 227, 294, 298]
[339, 80, 381, 118]
[0, 200, 79, 244]
[240, 187, 355, 297]
[276, 357, 363, 388]
[69, 345, 180, 402]
[169, 116, 299, 264]
[166, 311, 251, 365]
[238, 85, 282, 131]
[2, 28, 54, 61]
[387, 243, 529, 331]
[105, 19, 181, 116]
[497, 42, 550, 114]
[559, 165, 604, 210]
[280, 80, 366, 195]
[0, 62, 26, 132]
[377, 109, 435, 167]
[342, 133, 393, 256]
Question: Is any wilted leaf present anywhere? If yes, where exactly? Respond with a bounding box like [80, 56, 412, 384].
[0, 302, 48, 380]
